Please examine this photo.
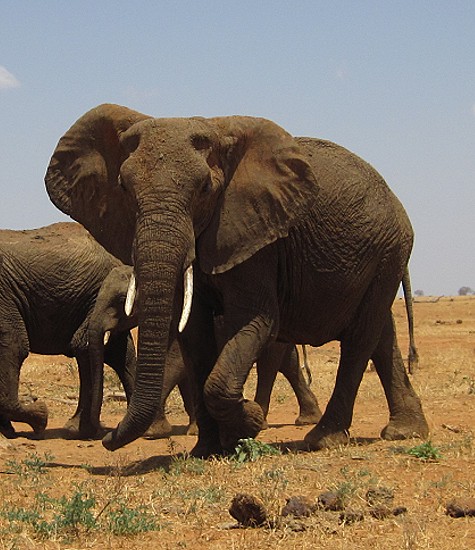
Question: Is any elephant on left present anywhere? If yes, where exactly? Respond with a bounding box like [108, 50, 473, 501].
[0, 222, 136, 439]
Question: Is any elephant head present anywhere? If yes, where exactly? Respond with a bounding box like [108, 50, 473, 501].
[45, 104, 318, 450]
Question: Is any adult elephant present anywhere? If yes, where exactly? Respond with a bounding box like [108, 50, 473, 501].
[0, 222, 136, 439]
[89, 265, 321, 438]
[45, 104, 429, 456]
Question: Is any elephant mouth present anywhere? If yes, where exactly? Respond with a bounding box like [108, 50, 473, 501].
[125, 263, 194, 333]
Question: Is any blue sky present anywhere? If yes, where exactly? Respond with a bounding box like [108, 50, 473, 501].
[1, 1, 474, 295]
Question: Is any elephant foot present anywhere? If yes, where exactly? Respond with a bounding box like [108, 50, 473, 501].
[186, 420, 198, 436]
[0, 415, 16, 438]
[381, 414, 429, 441]
[219, 400, 265, 452]
[295, 409, 322, 426]
[304, 424, 350, 451]
[144, 417, 173, 439]
[27, 401, 49, 436]
[62, 416, 100, 440]
[190, 436, 224, 459]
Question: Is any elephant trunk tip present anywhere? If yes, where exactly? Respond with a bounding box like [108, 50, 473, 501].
[102, 427, 126, 451]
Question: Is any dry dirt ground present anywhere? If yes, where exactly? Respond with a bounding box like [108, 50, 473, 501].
[0, 296, 474, 549]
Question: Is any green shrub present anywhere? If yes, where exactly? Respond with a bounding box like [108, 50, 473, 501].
[231, 438, 281, 463]
[406, 441, 442, 461]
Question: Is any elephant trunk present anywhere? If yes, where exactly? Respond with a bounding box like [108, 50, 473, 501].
[102, 211, 193, 451]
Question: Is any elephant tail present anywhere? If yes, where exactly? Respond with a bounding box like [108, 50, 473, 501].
[300, 345, 312, 386]
[402, 267, 419, 374]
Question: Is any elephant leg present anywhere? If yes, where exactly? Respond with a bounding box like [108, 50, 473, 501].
[204, 309, 273, 452]
[254, 344, 281, 427]
[304, 282, 397, 451]
[0, 323, 48, 436]
[178, 377, 197, 435]
[180, 293, 222, 458]
[0, 414, 15, 438]
[63, 350, 98, 439]
[277, 344, 322, 426]
[204, 295, 277, 452]
[372, 313, 429, 441]
[105, 332, 136, 402]
[204, 254, 279, 452]
[304, 339, 369, 450]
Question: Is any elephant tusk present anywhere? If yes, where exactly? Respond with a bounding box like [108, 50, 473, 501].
[103, 330, 111, 346]
[125, 273, 136, 317]
[178, 265, 193, 333]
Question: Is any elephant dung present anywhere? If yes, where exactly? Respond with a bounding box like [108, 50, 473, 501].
[446, 498, 475, 517]
[229, 493, 268, 527]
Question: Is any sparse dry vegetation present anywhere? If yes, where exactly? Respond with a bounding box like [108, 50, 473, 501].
[0, 296, 474, 548]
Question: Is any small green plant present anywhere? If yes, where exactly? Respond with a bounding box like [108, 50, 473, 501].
[51, 487, 97, 536]
[5, 452, 54, 484]
[406, 440, 442, 461]
[0, 482, 161, 542]
[106, 502, 159, 535]
[169, 455, 207, 476]
[5, 486, 98, 541]
[231, 438, 281, 463]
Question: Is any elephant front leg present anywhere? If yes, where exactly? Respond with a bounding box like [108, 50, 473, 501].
[203, 312, 276, 453]
[63, 351, 99, 439]
[179, 295, 222, 458]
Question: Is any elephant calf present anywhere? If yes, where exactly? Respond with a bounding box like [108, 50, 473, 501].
[0, 222, 136, 439]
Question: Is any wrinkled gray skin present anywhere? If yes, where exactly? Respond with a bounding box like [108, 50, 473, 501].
[89, 265, 321, 439]
[45, 104, 429, 456]
[0, 222, 136, 439]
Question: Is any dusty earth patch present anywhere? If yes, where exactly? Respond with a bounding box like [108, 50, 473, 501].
[0, 296, 474, 549]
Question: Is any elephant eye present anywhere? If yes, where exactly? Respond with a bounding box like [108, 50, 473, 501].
[202, 174, 212, 193]
[191, 134, 211, 151]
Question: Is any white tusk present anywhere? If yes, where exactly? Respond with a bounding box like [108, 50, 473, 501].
[103, 331, 110, 346]
[178, 265, 193, 333]
[125, 273, 136, 316]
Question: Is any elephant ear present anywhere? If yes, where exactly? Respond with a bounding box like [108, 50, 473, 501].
[45, 103, 151, 264]
[197, 117, 319, 274]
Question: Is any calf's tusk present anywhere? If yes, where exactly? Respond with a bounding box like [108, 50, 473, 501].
[125, 273, 136, 317]
[103, 330, 111, 346]
[178, 265, 193, 333]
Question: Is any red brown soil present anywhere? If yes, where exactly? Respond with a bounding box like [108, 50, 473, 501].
[1, 296, 474, 549]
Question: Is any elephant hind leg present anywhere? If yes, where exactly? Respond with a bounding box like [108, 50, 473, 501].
[372, 313, 429, 441]
[255, 343, 321, 428]
[0, 323, 48, 436]
[304, 339, 370, 450]
[278, 344, 322, 426]
[304, 280, 399, 451]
